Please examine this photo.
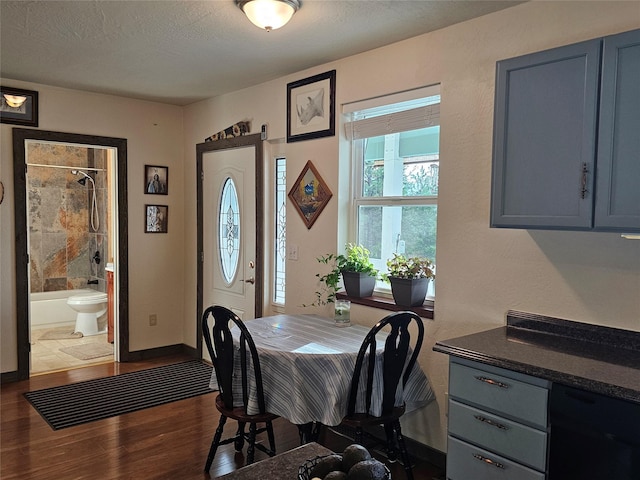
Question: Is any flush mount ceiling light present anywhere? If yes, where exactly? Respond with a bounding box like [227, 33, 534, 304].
[236, 0, 300, 32]
[3, 94, 27, 108]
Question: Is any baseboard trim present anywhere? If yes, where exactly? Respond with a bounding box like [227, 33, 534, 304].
[327, 423, 446, 471]
[126, 343, 198, 361]
[406, 433, 446, 472]
[1, 370, 20, 384]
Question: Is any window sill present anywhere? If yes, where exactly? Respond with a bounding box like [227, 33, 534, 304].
[336, 292, 434, 320]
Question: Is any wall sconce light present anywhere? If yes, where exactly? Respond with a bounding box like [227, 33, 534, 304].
[236, 0, 300, 32]
[3, 94, 27, 108]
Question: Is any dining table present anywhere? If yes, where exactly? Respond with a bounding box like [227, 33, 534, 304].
[208, 313, 435, 442]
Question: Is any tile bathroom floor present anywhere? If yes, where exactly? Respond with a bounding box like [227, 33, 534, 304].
[30, 325, 113, 375]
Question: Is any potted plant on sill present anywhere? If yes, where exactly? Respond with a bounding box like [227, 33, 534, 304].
[308, 243, 378, 306]
[383, 253, 435, 307]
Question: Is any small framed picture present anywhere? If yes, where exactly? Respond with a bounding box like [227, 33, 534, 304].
[145, 205, 168, 233]
[288, 160, 333, 229]
[0, 86, 38, 127]
[287, 70, 336, 143]
[144, 165, 168, 195]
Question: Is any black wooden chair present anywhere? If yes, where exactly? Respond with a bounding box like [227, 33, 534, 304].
[341, 311, 424, 480]
[202, 305, 278, 472]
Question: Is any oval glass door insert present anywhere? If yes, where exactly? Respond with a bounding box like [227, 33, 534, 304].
[218, 177, 240, 283]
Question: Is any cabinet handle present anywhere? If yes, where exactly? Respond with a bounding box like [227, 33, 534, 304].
[474, 415, 509, 430]
[580, 162, 588, 199]
[473, 453, 505, 469]
[474, 375, 510, 389]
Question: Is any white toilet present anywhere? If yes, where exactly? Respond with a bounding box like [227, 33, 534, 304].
[67, 291, 108, 336]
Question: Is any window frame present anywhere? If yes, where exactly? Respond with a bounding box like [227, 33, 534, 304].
[273, 156, 286, 306]
[345, 86, 441, 302]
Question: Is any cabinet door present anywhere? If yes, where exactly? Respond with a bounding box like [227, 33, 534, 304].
[491, 39, 601, 229]
[595, 29, 640, 231]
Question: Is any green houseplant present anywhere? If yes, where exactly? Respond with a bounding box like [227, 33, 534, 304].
[384, 253, 435, 307]
[309, 243, 378, 306]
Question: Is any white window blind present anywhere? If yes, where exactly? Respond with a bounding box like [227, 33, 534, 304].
[344, 103, 440, 140]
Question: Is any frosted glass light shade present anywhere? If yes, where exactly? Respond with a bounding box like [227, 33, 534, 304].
[237, 0, 300, 31]
[3, 94, 27, 108]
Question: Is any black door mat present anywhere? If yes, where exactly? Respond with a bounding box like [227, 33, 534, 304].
[24, 360, 214, 430]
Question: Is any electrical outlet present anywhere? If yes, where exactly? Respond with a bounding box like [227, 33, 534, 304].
[287, 244, 298, 260]
[149, 314, 157, 326]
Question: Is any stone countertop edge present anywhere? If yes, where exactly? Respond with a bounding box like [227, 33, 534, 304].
[433, 311, 640, 405]
[215, 442, 333, 480]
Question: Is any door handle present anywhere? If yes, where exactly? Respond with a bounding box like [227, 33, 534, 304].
[244, 277, 255, 284]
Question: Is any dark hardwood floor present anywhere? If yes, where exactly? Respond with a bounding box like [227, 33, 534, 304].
[1, 355, 444, 479]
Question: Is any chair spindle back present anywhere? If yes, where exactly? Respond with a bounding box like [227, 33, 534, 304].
[202, 305, 269, 414]
[347, 311, 424, 417]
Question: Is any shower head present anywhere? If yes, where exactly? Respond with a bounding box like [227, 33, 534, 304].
[71, 169, 93, 187]
[70, 169, 100, 232]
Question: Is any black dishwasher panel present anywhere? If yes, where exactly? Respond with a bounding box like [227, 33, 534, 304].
[549, 383, 640, 480]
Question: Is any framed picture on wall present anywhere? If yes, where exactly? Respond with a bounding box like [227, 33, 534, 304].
[145, 205, 168, 233]
[0, 86, 38, 127]
[287, 70, 336, 143]
[145, 165, 168, 194]
[288, 160, 333, 229]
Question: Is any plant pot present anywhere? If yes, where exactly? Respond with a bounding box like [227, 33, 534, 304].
[389, 277, 429, 307]
[342, 271, 376, 298]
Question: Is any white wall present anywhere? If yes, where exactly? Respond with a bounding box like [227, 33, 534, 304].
[1, 82, 185, 371]
[2, 0, 639, 455]
[184, 1, 640, 452]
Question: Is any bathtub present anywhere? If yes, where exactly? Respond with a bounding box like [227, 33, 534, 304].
[30, 289, 103, 328]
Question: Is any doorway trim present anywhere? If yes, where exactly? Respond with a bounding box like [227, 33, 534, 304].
[13, 128, 130, 380]
[196, 133, 264, 358]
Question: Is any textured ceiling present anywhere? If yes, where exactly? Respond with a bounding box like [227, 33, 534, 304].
[0, 1, 523, 106]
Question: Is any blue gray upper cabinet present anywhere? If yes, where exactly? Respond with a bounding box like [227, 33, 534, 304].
[491, 29, 640, 232]
[595, 29, 640, 230]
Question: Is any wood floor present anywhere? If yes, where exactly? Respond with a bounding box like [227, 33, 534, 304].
[1, 355, 444, 479]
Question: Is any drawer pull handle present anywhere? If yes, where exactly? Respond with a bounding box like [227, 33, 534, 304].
[474, 415, 509, 430]
[474, 375, 510, 388]
[473, 453, 505, 469]
[580, 162, 589, 199]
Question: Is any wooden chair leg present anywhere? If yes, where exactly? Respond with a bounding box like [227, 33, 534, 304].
[266, 421, 276, 456]
[354, 426, 363, 445]
[311, 422, 322, 442]
[204, 415, 227, 472]
[393, 420, 414, 480]
[297, 422, 315, 445]
[246, 423, 257, 464]
[234, 422, 246, 451]
[384, 422, 398, 462]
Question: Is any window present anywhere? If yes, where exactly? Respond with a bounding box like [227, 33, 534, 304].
[273, 157, 286, 305]
[218, 177, 240, 284]
[344, 85, 440, 298]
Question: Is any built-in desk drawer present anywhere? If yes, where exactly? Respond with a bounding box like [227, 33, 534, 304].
[449, 361, 548, 428]
[447, 436, 545, 480]
[448, 400, 547, 471]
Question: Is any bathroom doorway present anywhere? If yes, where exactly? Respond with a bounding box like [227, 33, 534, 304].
[13, 129, 130, 380]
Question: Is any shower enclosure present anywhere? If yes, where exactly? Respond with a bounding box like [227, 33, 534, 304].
[27, 145, 108, 296]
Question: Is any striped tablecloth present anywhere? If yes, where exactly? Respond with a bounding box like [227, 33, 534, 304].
[209, 314, 435, 426]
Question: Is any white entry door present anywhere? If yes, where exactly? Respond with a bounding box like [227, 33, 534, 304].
[202, 147, 256, 320]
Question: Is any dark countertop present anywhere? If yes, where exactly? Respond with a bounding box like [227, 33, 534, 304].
[433, 311, 640, 405]
[215, 442, 333, 479]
